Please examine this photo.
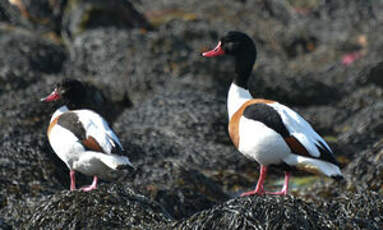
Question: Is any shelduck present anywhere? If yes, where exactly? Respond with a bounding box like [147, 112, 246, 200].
[41, 79, 134, 191]
[202, 31, 343, 196]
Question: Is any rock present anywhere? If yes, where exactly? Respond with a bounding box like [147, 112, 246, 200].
[295, 106, 349, 135]
[62, 0, 151, 40]
[0, 0, 66, 32]
[0, 1, 18, 24]
[63, 28, 151, 103]
[169, 195, 335, 229]
[63, 21, 225, 105]
[317, 191, 383, 229]
[114, 84, 244, 171]
[0, 80, 67, 200]
[344, 139, 383, 192]
[113, 84, 245, 219]
[0, 2, 9, 22]
[0, 27, 66, 92]
[0, 218, 11, 230]
[1, 0, 151, 34]
[18, 184, 173, 229]
[0, 195, 5, 209]
[0, 133, 65, 198]
[336, 84, 382, 113]
[130, 160, 229, 220]
[169, 191, 383, 230]
[359, 61, 383, 87]
[249, 69, 340, 106]
[336, 102, 383, 156]
[0, 195, 41, 228]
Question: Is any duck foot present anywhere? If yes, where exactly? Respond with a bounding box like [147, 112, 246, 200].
[240, 189, 264, 196]
[240, 168, 291, 196]
[265, 190, 288, 195]
[265, 171, 290, 196]
[240, 165, 267, 196]
[80, 176, 98, 192]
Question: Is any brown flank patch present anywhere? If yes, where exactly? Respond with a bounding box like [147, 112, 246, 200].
[82, 136, 104, 152]
[284, 136, 311, 157]
[47, 116, 60, 137]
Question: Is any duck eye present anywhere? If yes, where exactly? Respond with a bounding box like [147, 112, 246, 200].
[225, 42, 240, 53]
[60, 88, 66, 94]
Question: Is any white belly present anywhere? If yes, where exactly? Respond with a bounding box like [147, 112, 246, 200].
[237, 117, 290, 166]
[48, 124, 84, 169]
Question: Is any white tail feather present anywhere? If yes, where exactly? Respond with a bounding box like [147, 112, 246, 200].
[76, 151, 133, 170]
[283, 154, 342, 177]
[98, 154, 133, 170]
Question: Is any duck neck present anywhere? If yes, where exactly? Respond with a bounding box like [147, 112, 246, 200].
[227, 83, 252, 120]
[232, 46, 256, 90]
[228, 51, 255, 120]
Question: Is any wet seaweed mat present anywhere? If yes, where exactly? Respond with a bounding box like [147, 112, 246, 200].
[169, 195, 333, 230]
[169, 192, 383, 230]
[20, 184, 173, 229]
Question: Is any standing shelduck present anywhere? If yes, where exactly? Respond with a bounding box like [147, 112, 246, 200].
[41, 79, 134, 191]
[202, 31, 343, 196]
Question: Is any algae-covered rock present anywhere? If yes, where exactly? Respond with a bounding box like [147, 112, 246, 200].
[169, 195, 334, 230]
[0, 0, 67, 32]
[114, 85, 238, 171]
[336, 102, 383, 155]
[0, 218, 11, 230]
[0, 2, 9, 22]
[0, 27, 66, 92]
[169, 191, 383, 230]
[365, 61, 383, 87]
[358, 61, 383, 88]
[113, 86, 233, 219]
[63, 0, 151, 39]
[249, 70, 340, 106]
[21, 184, 173, 229]
[344, 140, 383, 192]
[318, 191, 383, 229]
[130, 160, 229, 220]
[1, 0, 151, 35]
[61, 0, 152, 102]
[63, 28, 149, 103]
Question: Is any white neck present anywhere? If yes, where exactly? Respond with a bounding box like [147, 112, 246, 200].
[227, 83, 252, 120]
[50, 105, 69, 122]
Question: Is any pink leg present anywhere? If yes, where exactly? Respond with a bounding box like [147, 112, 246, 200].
[81, 176, 98, 192]
[266, 171, 290, 195]
[241, 165, 267, 196]
[70, 170, 76, 191]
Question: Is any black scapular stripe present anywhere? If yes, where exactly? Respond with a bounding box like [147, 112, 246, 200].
[243, 103, 290, 137]
[315, 141, 340, 166]
[111, 143, 124, 154]
[57, 112, 87, 140]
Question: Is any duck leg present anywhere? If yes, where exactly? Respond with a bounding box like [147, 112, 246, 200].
[266, 171, 290, 195]
[70, 170, 76, 191]
[240, 165, 267, 196]
[81, 176, 98, 192]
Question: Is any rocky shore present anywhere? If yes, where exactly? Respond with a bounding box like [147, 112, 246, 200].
[0, 0, 382, 229]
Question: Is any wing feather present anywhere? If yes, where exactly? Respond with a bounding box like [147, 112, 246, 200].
[75, 110, 123, 154]
[269, 102, 332, 158]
